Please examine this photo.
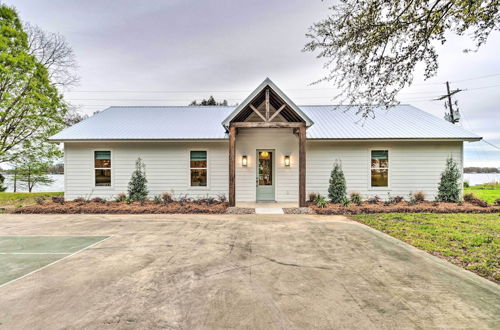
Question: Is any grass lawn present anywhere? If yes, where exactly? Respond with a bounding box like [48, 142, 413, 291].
[0, 192, 63, 209]
[352, 213, 500, 283]
[464, 183, 500, 204]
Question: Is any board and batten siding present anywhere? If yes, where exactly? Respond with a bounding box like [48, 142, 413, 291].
[64, 142, 228, 200]
[306, 140, 463, 200]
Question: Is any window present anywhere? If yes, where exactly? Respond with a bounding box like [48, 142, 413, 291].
[95, 151, 111, 186]
[371, 150, 388, 187]
[190, 151, 207, 186]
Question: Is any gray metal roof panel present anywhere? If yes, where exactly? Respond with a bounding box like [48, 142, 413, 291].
[50, 104, 481, 141]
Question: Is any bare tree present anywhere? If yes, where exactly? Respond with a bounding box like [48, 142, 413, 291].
[25, 23, 79, 88]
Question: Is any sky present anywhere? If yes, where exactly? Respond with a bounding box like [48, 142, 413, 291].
[8, 0, 500, 167]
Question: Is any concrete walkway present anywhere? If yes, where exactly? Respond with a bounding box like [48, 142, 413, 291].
[0, 214, 498, 329]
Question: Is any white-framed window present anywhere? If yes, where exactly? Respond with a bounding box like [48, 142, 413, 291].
[94, 151, 111, 186]
[371, 150, 388, 187]
[190, 150, 207, 187]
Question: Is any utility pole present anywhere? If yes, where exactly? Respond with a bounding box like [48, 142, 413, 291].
[434, 81, 463, 124]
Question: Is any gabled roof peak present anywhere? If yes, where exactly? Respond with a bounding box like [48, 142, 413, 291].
[221, 78, 314, 128]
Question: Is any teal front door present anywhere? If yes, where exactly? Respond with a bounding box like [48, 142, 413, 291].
[256, 150, 275, 201]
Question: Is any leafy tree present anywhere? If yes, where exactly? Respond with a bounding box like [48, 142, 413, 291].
[0, 5, 74, 164]
[437, 156, 461, 202]
[0, 173, 7, 192]
[10, 146, 56, 192]
[304, 1, 499, 118]
[190, 96, 228, 106]
[328, 160, 347, 203]
[128, 158, 148, 202]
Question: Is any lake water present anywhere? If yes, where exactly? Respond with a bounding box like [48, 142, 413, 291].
[1, 173, 498, 193]
[2, 174, 64, 192]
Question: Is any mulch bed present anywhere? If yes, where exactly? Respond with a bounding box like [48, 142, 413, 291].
[311, 201, 500, 215]
[12, 201, 228, 214]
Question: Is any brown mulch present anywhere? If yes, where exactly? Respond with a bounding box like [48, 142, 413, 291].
[12, 201, 228, 214]
[311, 201, 500, 215]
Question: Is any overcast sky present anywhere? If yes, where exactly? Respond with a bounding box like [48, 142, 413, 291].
[8, 0, 500, 167]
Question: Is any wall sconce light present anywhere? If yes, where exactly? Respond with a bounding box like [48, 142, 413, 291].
[242, 155, 248, 166]
[284, 155, 290, 167]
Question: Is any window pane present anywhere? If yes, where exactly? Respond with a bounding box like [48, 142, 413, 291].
[95, 169, 111, 186]
[371, 150, 388, 168]
[190, 151, 207, 168]
[258, 151, 273, 186]
[95, 151, 111, 168]
[191, 169, 207, 186]
[371, 169, 388, 187]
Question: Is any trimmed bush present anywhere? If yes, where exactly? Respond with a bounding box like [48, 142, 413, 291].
[328, 160, 347, 203]
[350, 192, 362, 206]
[437, 157, 461, 202]
[128, 158, 149, 203]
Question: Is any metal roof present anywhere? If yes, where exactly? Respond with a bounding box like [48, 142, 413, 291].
[50, 104, 481, 141]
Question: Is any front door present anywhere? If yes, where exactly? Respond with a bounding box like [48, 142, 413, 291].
[256, 150, 275, 201]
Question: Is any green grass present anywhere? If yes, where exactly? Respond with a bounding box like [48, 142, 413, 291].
[465, 183, 500, 204]
[352, 213, 500, 282]
[0, 192, 63, 208]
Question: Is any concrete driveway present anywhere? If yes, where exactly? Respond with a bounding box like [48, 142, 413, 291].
[0, 214, 498, 329]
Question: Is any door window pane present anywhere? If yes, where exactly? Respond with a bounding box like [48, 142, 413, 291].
[258, 151, 273, 186]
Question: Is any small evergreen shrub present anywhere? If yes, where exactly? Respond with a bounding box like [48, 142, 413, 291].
[128, 157, 149, 202]
[91, 197, 106, 203]
[315, 194, 328, 208]
[463, 193, 475, 202]
[308, 192, 318, 203]
[328, 160, 347, 203]
[463, 181, 470, 188]
[153, 195, 163, 204]
[495, 198, 500, 206]
[35, 197, 45, 205]
[437, 157, 461, 202]
[349, 192, 362, 206]
[0, 173, 7, 192]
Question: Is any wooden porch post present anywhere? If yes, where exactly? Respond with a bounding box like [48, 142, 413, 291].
[229, 125, 236, 206]
[299, 125, 306, 207]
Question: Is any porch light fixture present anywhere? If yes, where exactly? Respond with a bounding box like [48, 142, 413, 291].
[242, 155, 248, 166]
[284, 155, 290, 167]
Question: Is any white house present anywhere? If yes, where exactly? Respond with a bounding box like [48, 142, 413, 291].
[50, 78, 481, 206]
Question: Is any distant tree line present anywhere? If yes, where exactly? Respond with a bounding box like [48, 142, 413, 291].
[189, 96, 228, 106]
[464, 167, 499, 174]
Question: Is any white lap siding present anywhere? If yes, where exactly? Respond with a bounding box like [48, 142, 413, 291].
[306, 141, 463, 201]
[64, 142, 228, 200]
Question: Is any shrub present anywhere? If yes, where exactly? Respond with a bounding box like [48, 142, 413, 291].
[177, 194, 191, 206]
[495, 199, 500, 206]
[0, 173, 7, 192]
[128, 157, 149, 202]
[52, 196, 65, 204]
[437, 157, 461, 202]
[308, 192, 318, 203]
[161, 192, 173, 204]
[217, 193, 227, 203]
[315, 194, 328, 208]
[91, 197, 106, 203]
[463, 181, 470, 188]
[153, 195, 163, 204]
[328, 160, 347, 203]
[367, 196, 381, 204]
[350, 192, 362, 206]
[115, 193, 127, 202]
[391, 195, 405, 204]
[73, 197, 87, 204]
[412, 191, 426, 203]
[35, 197, 45, 205]
[463, 193, 475, 202]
